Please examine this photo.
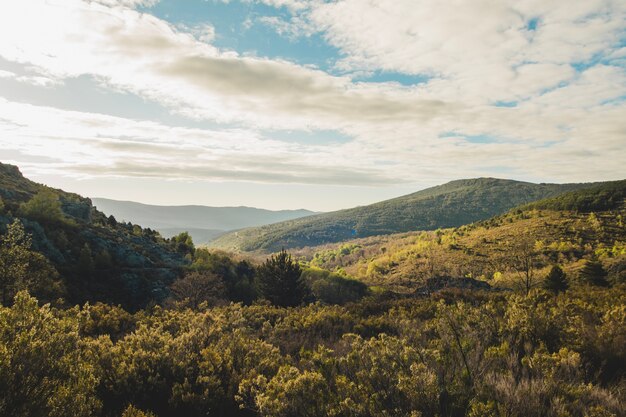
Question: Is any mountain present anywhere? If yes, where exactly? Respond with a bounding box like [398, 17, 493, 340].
[209, 178, 600, 252]
[0, 163, 187, 310]
[91, 198, 316, 244]
[294, 179, 626, 291]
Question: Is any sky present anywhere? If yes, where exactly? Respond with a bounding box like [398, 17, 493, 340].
[0, 0, 625, 212]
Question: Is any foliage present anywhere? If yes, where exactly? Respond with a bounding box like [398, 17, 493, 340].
[0, 219, 64, 305]
[0, 292, 100, 416]
[121, 404, 156, 417]
[578, 259, 610, 287]
[19, 189, 70, 225]
[168, 271, 226, 308]
[302, 267, 369, 304]
[522, 180, 626, 212]
[190, 249, 258, 304]
[169, 231, 195, 257]
[1, 287, 624, 417]
[0, 162, 187, 310]
[1, 162, 625, 417]
[257, 250, 309, 307]
[543, 265, 568, 292]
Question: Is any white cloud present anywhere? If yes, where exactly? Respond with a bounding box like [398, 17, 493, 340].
[0, 0, 624, 189]
[0, 98, 402, 185]
[0, 0, 452, 131]
[92, 0, 160, 7]
[257, 15, 315, 39]
[0, 70, 16, 78]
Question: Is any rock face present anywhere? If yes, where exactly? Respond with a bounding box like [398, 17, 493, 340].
[416, 276, 492, 295]
[0, 162, 187, 310]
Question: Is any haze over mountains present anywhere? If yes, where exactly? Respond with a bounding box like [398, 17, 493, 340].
[91, 198, 316, 244]
[209, 178, 599, 252]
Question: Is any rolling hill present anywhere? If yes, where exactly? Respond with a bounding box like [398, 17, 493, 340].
[295, 179, 626, 291]
[209, 178, 599, 252]
[92, 198, 316, 244]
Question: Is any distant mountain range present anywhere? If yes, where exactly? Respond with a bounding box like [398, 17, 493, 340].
[91, 198, 316, 244]
[209, 178, 601, 252]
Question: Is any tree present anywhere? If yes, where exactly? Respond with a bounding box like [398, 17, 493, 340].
[168, 271, 226, 309]
[18, 189, 66, 224]
[578, 259, 609, 287]
[170, 232, 195, 257]
[507, 235, 540, 295]
[0, 219, 64, 305]
[0, 220, 31, 305]
[257, 250, 308, 307]
[543, 265, 568, 293]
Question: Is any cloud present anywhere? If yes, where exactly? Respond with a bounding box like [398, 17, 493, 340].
[92, 0, 160, 7]
[0, 0, 624, 188]
[0, 70, 16, 78]
[0, 0, 455, 131]
[271, 0, 626, 103]
[0, 98, 402, 186]
[257, 15, 316, 40]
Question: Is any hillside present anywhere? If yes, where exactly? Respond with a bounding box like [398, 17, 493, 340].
[0, 163, 187, 309]
[92, 198, 316, 244]
[294, 180, 626, 292]
[209, 178, 596, 252]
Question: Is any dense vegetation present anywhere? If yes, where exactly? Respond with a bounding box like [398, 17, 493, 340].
[1, 286, 624, 417]
[210, 178, 595, 252]
[1, 164, 625, 416]
[0, 163, 187, 310]
[520, 180, 626, 212]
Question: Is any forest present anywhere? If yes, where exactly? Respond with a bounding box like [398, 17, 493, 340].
[0, 164, 625, 417]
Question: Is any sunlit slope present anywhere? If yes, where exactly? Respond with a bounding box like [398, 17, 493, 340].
[296, 179, 626, 291]
[210, 178, 595, 252]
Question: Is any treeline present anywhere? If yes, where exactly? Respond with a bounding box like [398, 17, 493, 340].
[1, 286, 624, 417]
[170, 248, 369, 308]
[520, 180, 626, 212]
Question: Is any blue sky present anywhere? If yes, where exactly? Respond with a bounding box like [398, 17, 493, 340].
[0, 0, 625, 211]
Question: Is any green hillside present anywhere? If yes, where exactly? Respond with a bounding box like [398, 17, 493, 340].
[0, 163, 187, 310]
[293, 180, 626, 292]
[210, 178, 596, 252]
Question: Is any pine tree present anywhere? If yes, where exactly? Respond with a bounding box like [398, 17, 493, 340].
[257, 249, 308, 307]
[578, 259, 609, 287]
[543, 265, 568, 293]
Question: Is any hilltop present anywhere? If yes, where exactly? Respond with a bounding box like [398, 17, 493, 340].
[294, 180, 626, 292]
[92, 198, 316, 244]
[209, 178, 596, 252]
